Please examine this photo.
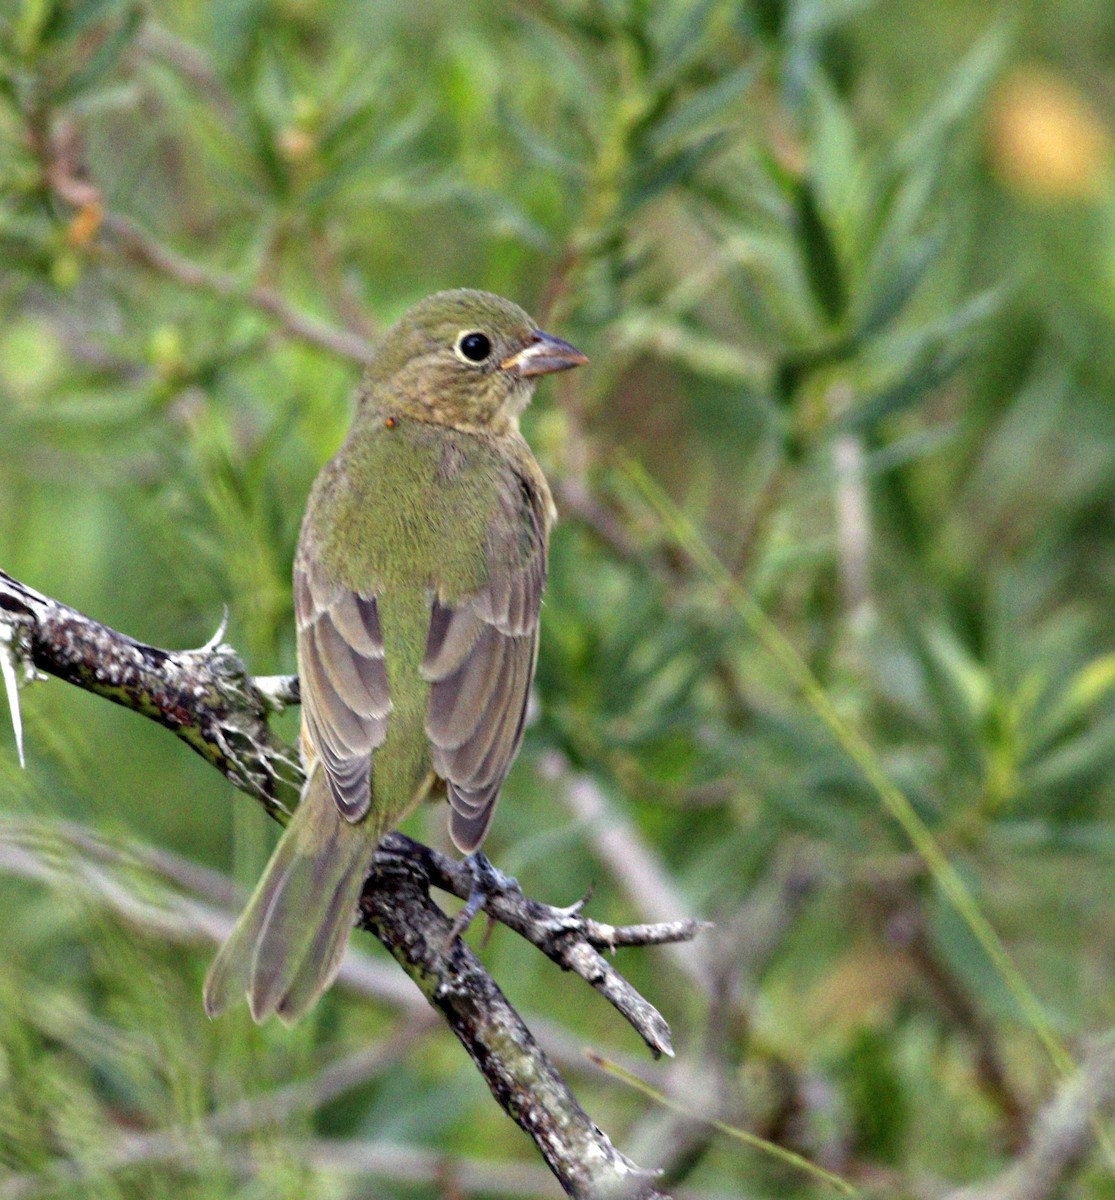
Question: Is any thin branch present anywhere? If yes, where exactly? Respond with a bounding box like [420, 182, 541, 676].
[873, 889, 1028, 1149]
[0, 571, 700, 1055]
[0, 820, 421, 1013]
[35, 120, 376, 365]
[947, 1037, 1115, 1200]
[0, 816, 700, 1064]
[826, 381, 874, 628]
[906, 926, 1029, 1149]
[395, 835, 707, 1058]
[545, 747, 839, 1187]
[553, 476, 648, 565]
[223, 1139, 564, 1198]
[136, 22, 241, 126]
[98, 213, 377, 363]
[0, 1030, 436, 1200]
[627, 854, 827, 1187]
[239, 1138, 759, 1200]
[34, 113, 374, 364]
[360, 844, 664, 1197]
[0, 817, 675, 1087]
[545, 753, 708, 991]
[831, 430, 873, 627]
[4, 1136, 564, 1200]
[0, 569, 692, 1199]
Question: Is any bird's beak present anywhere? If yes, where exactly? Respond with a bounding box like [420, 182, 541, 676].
[501, 331, 589, 377]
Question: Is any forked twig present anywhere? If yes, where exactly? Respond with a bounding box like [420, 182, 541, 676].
[0, 567, 706, 1198]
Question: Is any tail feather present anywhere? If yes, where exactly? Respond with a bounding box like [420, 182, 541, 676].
[204, 767, 379, 1023]
[274, 877, 362, 1024]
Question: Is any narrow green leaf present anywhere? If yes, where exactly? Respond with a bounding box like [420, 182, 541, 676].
[649, 0, 722, 86]
[55, 4, 141, 102]
[808, 75, 860, 231]
[647, 63, 755, 149]
[795, 177, 846, 324]
[856, 230, 944, 341]
[625, 128, 727, 211]
[897, 19, 1008, 167]
[870, 283, 1009, 380]
[623, 459, 1083, 1093]
[840, 344, 964, 432]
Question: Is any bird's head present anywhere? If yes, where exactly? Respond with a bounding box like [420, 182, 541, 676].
[360, 289, 587, 433]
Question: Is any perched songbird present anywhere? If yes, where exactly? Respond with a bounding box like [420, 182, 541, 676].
[204, 290, 586, 1023]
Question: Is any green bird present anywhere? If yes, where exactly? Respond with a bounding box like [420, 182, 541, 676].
[203, 289, 586, 1024]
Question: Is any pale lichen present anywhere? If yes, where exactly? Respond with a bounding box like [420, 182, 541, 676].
[0, 613, 45, 769]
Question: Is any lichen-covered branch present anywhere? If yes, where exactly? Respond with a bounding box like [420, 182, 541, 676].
[0, 567, 697, 1199]
[389, 834, 708, 1059]
[361, 846, 662, 1198]
[0, 568, 301, 820]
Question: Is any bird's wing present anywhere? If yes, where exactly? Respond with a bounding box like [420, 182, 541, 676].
[294, 555, 391, 821]
[421, 467, 547, 852]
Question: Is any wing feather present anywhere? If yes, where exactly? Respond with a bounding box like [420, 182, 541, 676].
[428, 625, 507, 750]
[424, 604, 486, 685]
[296, 455, 547, 848]
[295, 558, 390, 822]
[423, 467, 547, 853]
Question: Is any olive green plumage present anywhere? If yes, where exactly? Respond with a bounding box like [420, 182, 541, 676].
[204, 290, 586, 1023]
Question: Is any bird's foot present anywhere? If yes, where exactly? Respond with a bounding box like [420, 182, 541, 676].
[448, 851, 519, 943]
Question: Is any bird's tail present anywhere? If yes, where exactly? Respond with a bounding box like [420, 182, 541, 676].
[204, 766, 378, 1024]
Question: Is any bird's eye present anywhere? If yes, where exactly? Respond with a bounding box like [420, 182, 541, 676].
[456, 331, 492, 363]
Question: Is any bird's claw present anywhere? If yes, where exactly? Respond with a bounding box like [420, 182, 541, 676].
[448, 851, 518, 943]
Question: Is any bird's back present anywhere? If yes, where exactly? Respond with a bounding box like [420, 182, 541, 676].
[297, 417, 519, 821]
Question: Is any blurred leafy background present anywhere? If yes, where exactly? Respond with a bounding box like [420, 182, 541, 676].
[3, 0, 1115, 1196]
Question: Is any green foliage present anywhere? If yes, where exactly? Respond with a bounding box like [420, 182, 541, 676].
[3, 0, 1115, 1195]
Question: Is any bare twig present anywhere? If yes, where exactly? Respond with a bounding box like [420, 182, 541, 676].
[34, 116, 376, 366]
[627, 854, 826, 1186]
[0, 1030, 435, 1200]
[545, 754, 708, 991]
[947, 1037, 1115, 1200]
[541, 756, 731, 1184]
[4, 1135, 564, 1200]
[215, 1139, 563, 1198]
[395, 834, 708, 1058]
[544, 744, 839, 1187]
[553, 477, 648, 565]
[831, 425, 873, 627]
[873, 890, 1028, 1149]
[99, 213, 377, 363]
[193, 1137, 749, 1200]
[136, 22, 240, 126]
[360, 844, 665, 1197]
[0, 569, 695, 1198]
[0, 821, 421, 1013]
[0, 569, 700, 1056]
[0, 817, 669, 1091]
[826, 378, 872, 623]
[0, 814, 701, 1062]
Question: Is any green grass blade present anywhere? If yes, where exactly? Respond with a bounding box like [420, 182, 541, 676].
[623, 457, 1115, 1169]
[588, 1052, 863, 1196]
[622, 460, 1069, 1061]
